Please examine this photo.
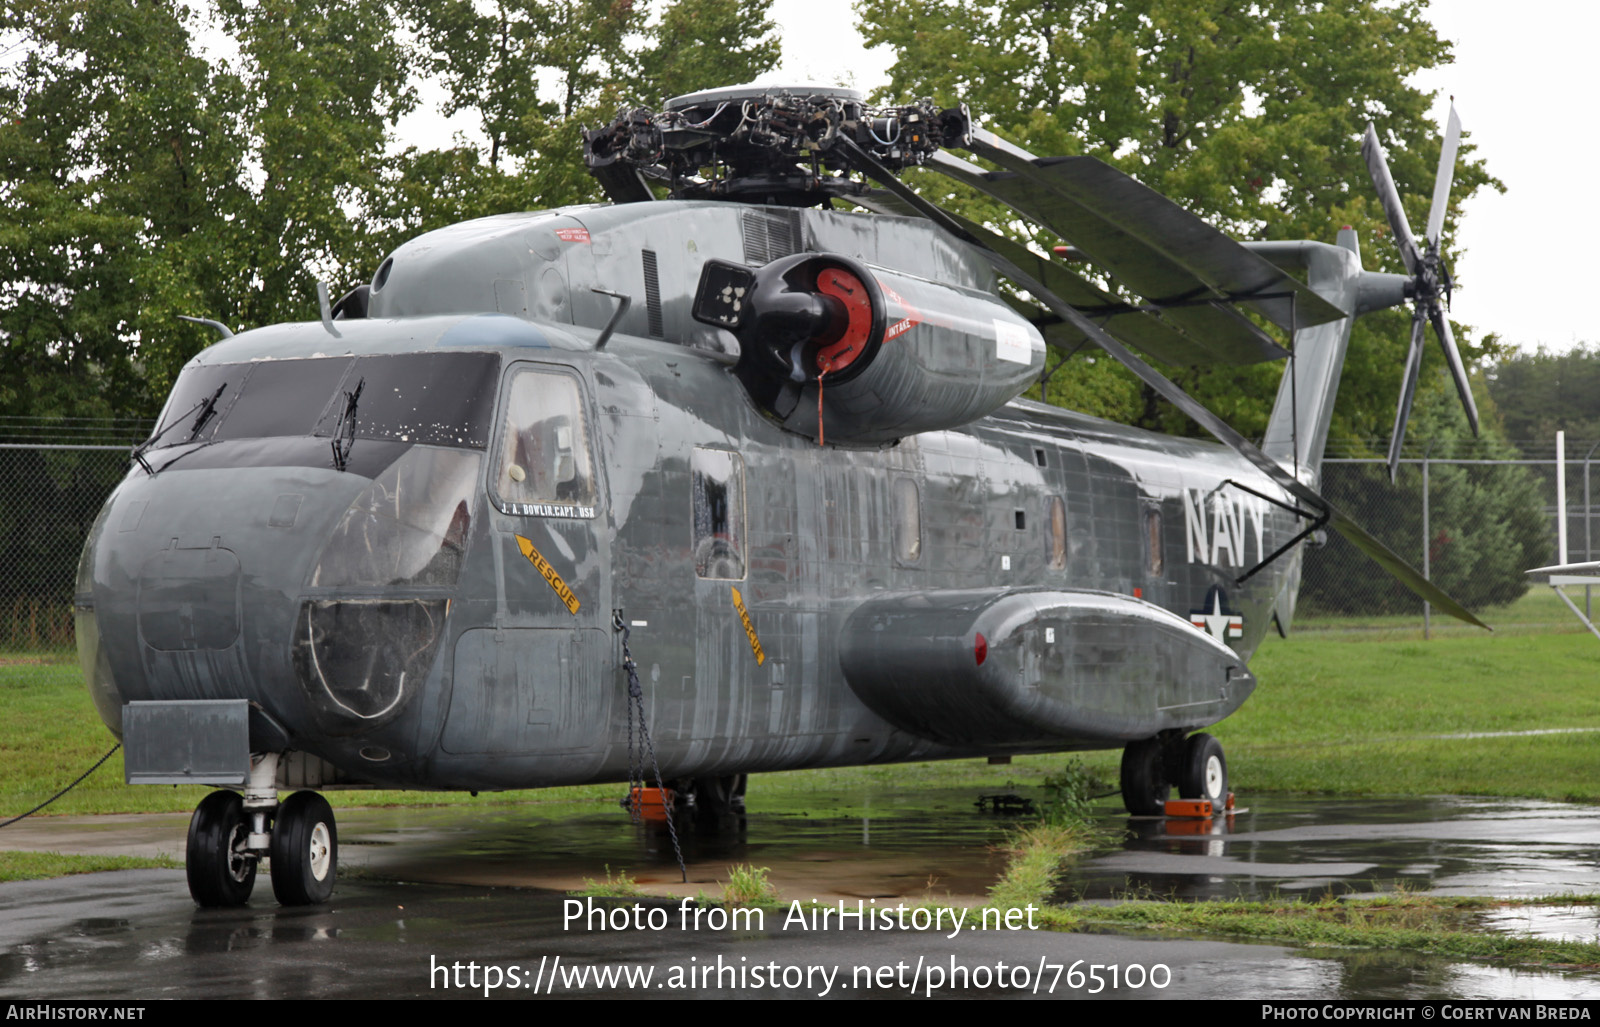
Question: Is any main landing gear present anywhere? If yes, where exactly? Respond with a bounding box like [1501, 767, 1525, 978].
[682, 774, 747, 832]
[1119, 732, 1229, 815]
[185, 754, 338, 908]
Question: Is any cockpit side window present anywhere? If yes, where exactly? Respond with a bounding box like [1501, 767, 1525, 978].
[493, 367, 597, 515]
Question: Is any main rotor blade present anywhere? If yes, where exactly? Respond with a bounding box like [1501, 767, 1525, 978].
[1361, 124, 1421, 275]
[857, 187, 1245, 363]
[935, 206, 1288, 365]
[1429, 303, 1480, 436]
[931, 143, 1346, 331]
[1425, 105, 1462, 249]
[1327, 505, 1489, 630]
[1386, 313, 1429, 481]
[838, 135, 1490, 630]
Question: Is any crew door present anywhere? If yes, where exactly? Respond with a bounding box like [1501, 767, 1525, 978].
[443, 362, 612, 759]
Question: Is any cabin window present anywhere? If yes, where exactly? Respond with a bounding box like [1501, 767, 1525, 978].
[494, 367, 597, 514]
[894, 478, 921, 563]
[1144, 507, 1164, 577]
[1047, 495, 1067, 570]
[692, 448, 746, 579]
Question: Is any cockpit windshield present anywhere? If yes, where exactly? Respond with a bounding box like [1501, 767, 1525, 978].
[151, 353, 500, 451]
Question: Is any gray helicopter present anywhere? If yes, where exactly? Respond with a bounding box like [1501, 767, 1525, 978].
[74, 85, 1482, 907]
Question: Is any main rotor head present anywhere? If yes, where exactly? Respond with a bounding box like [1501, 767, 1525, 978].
[583, 84, 970, 206]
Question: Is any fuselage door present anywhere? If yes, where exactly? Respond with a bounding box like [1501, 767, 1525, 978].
[486, 361, 608, 627]
[443, 360, 612, 760]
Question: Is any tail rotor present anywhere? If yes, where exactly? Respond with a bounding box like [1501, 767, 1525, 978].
[1362, 103, 1478, 480]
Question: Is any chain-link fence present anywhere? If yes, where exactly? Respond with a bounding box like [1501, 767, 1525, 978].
[0, 418, 149, 655]
[0, 429, 1592, 652]
[1301, 438, 1599, 635]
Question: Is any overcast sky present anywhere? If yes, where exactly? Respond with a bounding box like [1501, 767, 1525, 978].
[746, 1, 1593, 356]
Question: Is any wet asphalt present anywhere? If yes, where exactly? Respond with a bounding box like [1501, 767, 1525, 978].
[3, 793, 1600, 999]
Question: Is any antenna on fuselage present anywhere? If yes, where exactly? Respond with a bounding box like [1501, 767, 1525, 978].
[591, 289, 632, 349]
[177, 315, 234, 339]
[316, 281, 342, 338]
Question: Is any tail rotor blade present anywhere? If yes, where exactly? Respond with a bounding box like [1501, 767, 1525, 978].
[1429, 304, 1480, 436]
[1386, 314, 1428, 481]
[1361, 123, 1421, 274]
[1424, 105, 1462, 249]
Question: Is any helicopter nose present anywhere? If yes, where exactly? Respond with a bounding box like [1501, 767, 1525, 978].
[82, 466, 370, 733]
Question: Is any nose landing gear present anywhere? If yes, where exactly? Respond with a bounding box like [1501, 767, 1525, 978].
[185, 790, 257, 907]
[184, 754, 338, 908]
[269, 791, 338, 905]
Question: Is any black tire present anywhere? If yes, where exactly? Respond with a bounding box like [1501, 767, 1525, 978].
[270, 791, 337, 906]
[1179, 733, 1228, 805]
[689, 774, 748, 830]
[1120, 737, 1170, 815]
[186, 790, 256, 907]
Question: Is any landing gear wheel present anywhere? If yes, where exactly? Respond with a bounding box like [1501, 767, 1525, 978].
[270, 790, 337, 906]
[1120, 737, 1170, 815]
[681, 774, 748, 832]
[186, 790, 256, 907]
[1179, 733, 1228, 806]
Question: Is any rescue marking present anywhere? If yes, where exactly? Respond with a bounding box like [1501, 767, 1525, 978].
[515, 534, 581, 615]
[730, 586, 766, 665]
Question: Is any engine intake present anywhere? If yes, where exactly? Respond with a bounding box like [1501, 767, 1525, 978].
[695, 252, 1045, 444]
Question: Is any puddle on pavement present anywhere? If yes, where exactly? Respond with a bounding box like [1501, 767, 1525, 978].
[1477, 906, 1600, 945]
[341, 789, 1021, 904]
[336, 791, 1600, 908]
[1059, 795, 1600, 903]
[10, 791, 1600, 997]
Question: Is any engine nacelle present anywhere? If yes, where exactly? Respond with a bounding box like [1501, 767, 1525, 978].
[838, 587, 1255, 748]
[693, 253, 1045, 444]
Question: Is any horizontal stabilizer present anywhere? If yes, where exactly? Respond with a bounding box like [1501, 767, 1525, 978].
[935, 141, 1347, 332]
[1528, 561, 1600, 580]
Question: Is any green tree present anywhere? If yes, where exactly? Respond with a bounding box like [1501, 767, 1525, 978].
[0, 0, 247, 418]
[1486, 345, 1600, 448]
[398, 0, 639, 215]
[211, 0, 416, 346]
[858, 0, 1502, 447]
[631, 0, 782, 106]
[0, 0, 251, 619]
[1300, 385, 1549, 614]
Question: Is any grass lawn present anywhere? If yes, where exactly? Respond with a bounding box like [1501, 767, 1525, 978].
[4, 588, 1599, 818]
[0, 850, 180, 883]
